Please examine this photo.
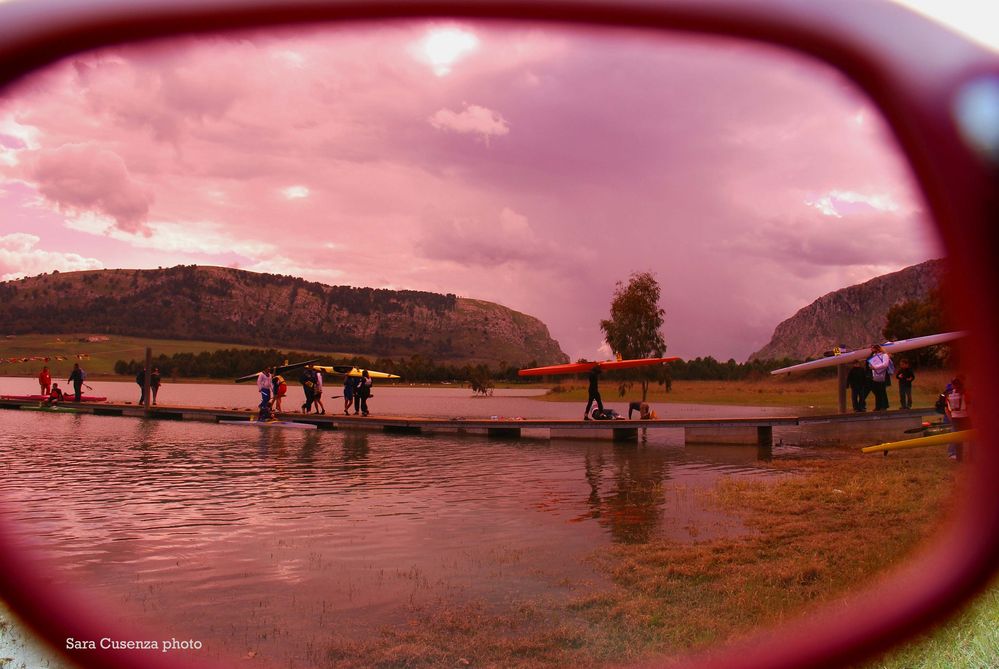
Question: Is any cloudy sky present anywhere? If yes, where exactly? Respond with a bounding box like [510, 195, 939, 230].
[0, 6, 976, 362]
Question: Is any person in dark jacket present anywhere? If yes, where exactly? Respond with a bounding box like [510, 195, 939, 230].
[343, 373, 355, 415]
[300, 366, 317, 413]
[68, 363, 85, 402]
[583, 364, 604, 420]
[136, 368, 147, 404]
[150, 367, 162, 405]
[846, 360, 869, 412]
[895, 358, 915, 410]
[356, 370, 372, 416]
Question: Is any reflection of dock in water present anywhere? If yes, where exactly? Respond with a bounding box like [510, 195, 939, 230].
[0, 398, 931, 448]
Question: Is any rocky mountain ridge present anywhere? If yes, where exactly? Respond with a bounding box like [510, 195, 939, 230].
[0, 266, 568, 366]
[750, 259, 945, 361]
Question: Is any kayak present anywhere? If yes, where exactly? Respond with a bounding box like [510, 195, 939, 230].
[1, 394, 107, 402]
[20, 405, 82, 413]
[518, 357, 680, 377]
[218, 419, 317, 429]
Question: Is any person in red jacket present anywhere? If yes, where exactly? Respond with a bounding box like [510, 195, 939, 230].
[38, 366, 51, 395]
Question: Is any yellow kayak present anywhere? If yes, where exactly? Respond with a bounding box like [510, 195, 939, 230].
[861, 429, 974, 454]
[311, 365, 400, 379]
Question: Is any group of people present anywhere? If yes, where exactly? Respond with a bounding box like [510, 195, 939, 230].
[254, 365, 374, 421]
[342, 370, 373, 416]
[134, 367, 162, 405]
[38, 363, 87, 403]
[845, 345, 915, 412]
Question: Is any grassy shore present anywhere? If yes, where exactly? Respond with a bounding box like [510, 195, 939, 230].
[302, 447, 969, 667]
[543, 369, 955, 413]
[0, 333, 271, 379]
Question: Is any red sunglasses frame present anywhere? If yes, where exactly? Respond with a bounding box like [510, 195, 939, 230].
[1, 2, 997, 669]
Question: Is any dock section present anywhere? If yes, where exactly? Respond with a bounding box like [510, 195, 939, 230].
[0, 398, 929, 447]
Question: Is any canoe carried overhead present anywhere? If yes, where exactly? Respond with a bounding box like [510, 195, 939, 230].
[310, 365, 400, 379]
[1, 394, 107, 402]
[518, 357, 680, 377]
[769, 331, 966, 376]
[234, 359, 319, 383]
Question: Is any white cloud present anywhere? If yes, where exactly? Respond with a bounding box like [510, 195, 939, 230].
[0, 232, 104, 280]
[243, 255, 346, 283]
[282, 185, 310, 199]
[429, 104, 509, 143]
[805, 190, 900, 218]
[64, 212, 275, 257]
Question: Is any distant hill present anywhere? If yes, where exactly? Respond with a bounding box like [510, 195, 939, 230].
[749, 259, 945, 361]
[0, 266, 569, 367]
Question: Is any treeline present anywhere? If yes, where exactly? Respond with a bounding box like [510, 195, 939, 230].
[113, 348, 524, 383]
[113, 348, 808, 383]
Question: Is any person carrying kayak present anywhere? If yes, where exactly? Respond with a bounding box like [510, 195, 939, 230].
[356, 370, 372, 416]
[343, 373, 355, 415]
[300, 366, 317, 413]
[257, 366, 273, 421]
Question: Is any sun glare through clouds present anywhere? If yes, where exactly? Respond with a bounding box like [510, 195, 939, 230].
[415, 26, 479, 76]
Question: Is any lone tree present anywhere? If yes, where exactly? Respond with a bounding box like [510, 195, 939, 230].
[600, 271, 667, 401]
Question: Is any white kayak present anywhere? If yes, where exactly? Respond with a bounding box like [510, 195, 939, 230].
[219, 419, 317, 429]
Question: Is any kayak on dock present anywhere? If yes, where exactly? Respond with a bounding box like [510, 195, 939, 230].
[1, 394, 107, 402]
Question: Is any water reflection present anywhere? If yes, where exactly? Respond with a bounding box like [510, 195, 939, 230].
[0, 410, 779, 665]
[584, 444, 672, 543]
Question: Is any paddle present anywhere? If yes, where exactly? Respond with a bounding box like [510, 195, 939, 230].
[904, 421, 948, 434]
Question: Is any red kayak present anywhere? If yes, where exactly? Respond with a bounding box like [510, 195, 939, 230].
[518, 357, 680, 377]
[1, 394, 108, 402]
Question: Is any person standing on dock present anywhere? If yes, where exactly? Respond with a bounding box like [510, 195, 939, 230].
[271, 373, 287, 413]
[313, 369, 326, 414]
[583, 364, 604, 420]
[38, 366, 51, 396]
[847, 360, 869, 412]
[895, 359, 915, 410]
[136, 367, 147, 404]
[300, 366, 317, 413]
[150, 367, 162, 405]
[867, 345, 892, 411]
[68, 363, 84, 402]
[356, 369, 372, 416]
[343, 373, 355, 415]
[257, 366, 273, 421]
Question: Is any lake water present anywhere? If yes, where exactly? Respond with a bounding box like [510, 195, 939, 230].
[0, 379, 795, 667]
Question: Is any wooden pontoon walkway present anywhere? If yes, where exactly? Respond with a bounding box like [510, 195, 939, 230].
[0, 398, 932, 447]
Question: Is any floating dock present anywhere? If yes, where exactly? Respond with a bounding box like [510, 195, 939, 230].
[0, 398, 931, 447]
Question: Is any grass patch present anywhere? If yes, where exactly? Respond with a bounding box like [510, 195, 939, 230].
[865, 580, 999, 669]
[0, 333, 284, 380]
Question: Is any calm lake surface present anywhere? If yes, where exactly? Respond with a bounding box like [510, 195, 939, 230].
[0, 379, 797, 667]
